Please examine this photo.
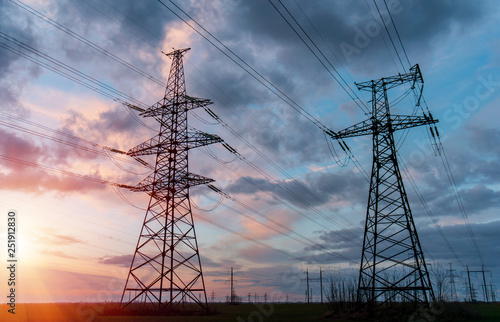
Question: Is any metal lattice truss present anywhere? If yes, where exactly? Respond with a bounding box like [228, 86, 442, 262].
[120, 48, 222, 311]
[331, 64, 436, 305]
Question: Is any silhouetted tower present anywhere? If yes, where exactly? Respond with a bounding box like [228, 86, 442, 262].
[227, 266, 237, 304]
[120, 48, 222, 311]
[328, 65, 436, 305]
[448, 263, 458, 301]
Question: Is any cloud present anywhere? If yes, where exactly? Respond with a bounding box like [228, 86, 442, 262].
[189, 0, 491, 95]
[41, 250, 79, 259]
[45, 0, 176, 89]
[0, 127, 42, 167]
[297, 226, 363, 265]
[201, 257, 238, 270]
[44, 232, 85, 245]
[57, 106, 147, 151]
[419, 220, 500, 269]
[1, 0, 499, 303]
[226, 169, 367, 209]
[0, 0, 42, 115]
[399, 124, 500, 220]
[0, 128, 108, 193]
[237, 244, 295, 264]
[98, 254, 133, 267]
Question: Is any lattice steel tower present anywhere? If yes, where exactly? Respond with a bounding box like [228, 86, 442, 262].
[329, 65, 436, 305]
[121, 48, 222, 311]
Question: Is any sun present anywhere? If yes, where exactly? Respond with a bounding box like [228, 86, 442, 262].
[16, 229, 40, 265]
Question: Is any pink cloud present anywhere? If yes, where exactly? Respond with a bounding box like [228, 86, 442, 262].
[0, 166, 106, 193]
[0, 128, 116, 193]
[0, 128, 42, 170]
[43, 233, 85, 245]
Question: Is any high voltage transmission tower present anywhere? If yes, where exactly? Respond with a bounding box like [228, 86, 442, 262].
[120, 48, 222, 311]
[327, 64, 436, 306]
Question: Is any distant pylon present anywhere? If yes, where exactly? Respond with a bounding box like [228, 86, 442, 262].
[120, 48, 222, 311]
[448, 263, 458, 301]
[328, 64, 436, 305]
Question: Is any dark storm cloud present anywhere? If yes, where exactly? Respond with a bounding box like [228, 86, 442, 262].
[459, 184, 500, 213]
[419, 220, 500, 269]
[55, 0, 173, 49]
[195, 0, 490, 94]
[415, 184, 500, 220]
[226, 105, 333, 165]
[296, 226, 363, 265]
[26, 0, 176, 95]
[226, 169, 367, 209]
[0, 0, 41, 114]
[304, 219, 500, 269]
[402, 124, 500, 218]
[0, 0, 37, 72]
[182, 0, 493, 170]
[467, 125, 500, 157]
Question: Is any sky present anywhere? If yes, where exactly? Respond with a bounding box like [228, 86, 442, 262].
[1, 0, 500, 308]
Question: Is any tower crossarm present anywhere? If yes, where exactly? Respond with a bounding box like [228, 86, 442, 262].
[126, 131, 223, 157]
[327, 118, 374, 140]
[186, 130, 223, 149]
[140, 96, 214, 119]
[325, 114, 437, 140]
[184, 172, 215, 187]
[126, 136, 162, 157]
[129, 171, 214, 192]
[355, 64, 423, 93]
[390, 114, 438, 132]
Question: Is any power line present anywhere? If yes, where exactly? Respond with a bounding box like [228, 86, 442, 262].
[0, 32, 149, 110]
[0, 110, 152, 171]
[158, 0, 331, 133]
[0, 153, 131, 188]
[438, 144, 484, 265]
[269, 0, 370, 115]
[2, 23, 362, 255]
[367, 0, 485, 269]
[0, 118, 139, 168]
[1, 148, 351, 265]
[69, 0, 369, 236]
[382, 0, 411, 68]
[199, 147, 361, 246]
[201, 110, 361, 238]
[10, 0, 167, 87]
[398, 154, 465, 268]
[372, 0, 405, 71]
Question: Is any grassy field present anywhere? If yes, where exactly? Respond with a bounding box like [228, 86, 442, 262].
[1, 302, 499, 321]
